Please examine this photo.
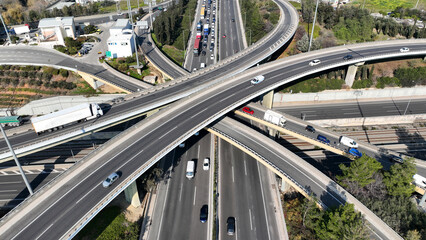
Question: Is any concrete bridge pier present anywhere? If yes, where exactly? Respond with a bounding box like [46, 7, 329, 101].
[124, 181, 141, 207]
[77, 71, 104, 90]
[261, 90, 278, 137]
[345, 62, 365, 87]
[279, 176, 291, 192]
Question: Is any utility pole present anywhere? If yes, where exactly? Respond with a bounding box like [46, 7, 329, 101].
[149, 1, 153, 31]
[0, 118, 33, 196]
[308, 0, 319, 52]
[127, 0, 141, 73]
[0, 11, 11, 44]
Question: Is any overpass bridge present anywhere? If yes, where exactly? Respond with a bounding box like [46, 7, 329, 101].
[208, 116, 403, 240]
[2, 39, 425, 239]
[0, 39, 425, 162]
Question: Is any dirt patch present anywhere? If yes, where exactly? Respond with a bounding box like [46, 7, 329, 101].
[371, 59, 426, 79]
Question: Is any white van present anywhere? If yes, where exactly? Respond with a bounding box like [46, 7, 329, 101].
[186, 160, 195, 179]
[200, 63, 206, 69]
[339, 136, 358, 148]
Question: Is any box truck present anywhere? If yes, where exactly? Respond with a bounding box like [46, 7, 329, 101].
[263, 110, 286, 127]
[186, 160, 195, 179]
[31, 103, 103, 134]
[339, 136, 358, 148]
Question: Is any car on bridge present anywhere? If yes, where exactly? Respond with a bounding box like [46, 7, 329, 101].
[317, 135, 330, 144]
[309, 59, 321, 66]
[250, 75, 265, 85]
[102, 172, 119, 188]
[305, 125, 315, 133]
[400, 47, 409, 53]
[343, 54, 353, 60]
[348, 148, 362, 158]
[242, 107, 254, 115]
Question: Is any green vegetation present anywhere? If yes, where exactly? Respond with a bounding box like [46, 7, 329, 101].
[336, 156, 426, 237]
[100, 0, 145, 13]
[72, 81, 103, 96]
[240, 0, 279, 44]
[349, 0, 425, 12]
[162, 46, 185, 66]
[83, 24, 98, 34]
[0, 65, 80, 107]
[289, 1, 301, 10]
[107, 54, 150, 80]
[282, 78, 345, 93]
[75, 206, 139, 240]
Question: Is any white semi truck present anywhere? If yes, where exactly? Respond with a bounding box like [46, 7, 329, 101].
[31, 103, 103, 134]
[263, 110, 286, 127]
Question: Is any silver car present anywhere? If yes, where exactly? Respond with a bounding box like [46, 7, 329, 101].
[102, 172, 119, 188]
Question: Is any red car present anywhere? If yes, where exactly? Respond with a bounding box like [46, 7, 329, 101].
[242, 107, 254, 115]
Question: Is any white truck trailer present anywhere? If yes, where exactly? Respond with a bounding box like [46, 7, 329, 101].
[31, 103, 103, 134]
[263, 110, 286, 127]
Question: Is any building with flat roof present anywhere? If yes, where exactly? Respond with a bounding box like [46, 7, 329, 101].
[107, 29, 135, 58]
[109, 19, 132, 36]
[38, 17, 76, 46]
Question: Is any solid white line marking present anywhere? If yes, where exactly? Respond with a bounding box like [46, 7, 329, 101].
[159, 126, 178, 139]
[193, 186, 197, 206]
[232, 166, 235, 182]
[244, 160, 247, 176]
[0, 181, 21, 184]
[249, 208, 253, 230]
[75, 184, 99, 204]
[343, 112, 359, 115]
[35, 223, 53, 240]
[0, 190, 17, 193]
[179, 183, 183, 202]
[257, 162, 271, 240]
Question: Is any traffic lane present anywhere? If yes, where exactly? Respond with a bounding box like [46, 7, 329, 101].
[219, 140, 272, 240]
[219, 139, 239, 240]
[275, 98, 426, 120]
[0, 173, 60, 206]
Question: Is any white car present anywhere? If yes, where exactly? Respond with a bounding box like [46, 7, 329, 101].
[210, 54, 214, 60]
[203, 158, 210, 170]
[193, 68, 197, 72]
[250, 75, 265, 85]
[400, 47, 409, 53]
[102, 172, 119, 188]
[309, 59, 321, 66]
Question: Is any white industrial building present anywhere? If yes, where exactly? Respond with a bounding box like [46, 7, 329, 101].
[107, 29, 135, 58]
[109, 19, 132, 35]
[107, 19, 135, 58]
[38, 17, 76, 46]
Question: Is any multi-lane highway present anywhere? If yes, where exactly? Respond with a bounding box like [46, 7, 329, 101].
[275, 98, 426, 120]
[3, 40, 423, 239]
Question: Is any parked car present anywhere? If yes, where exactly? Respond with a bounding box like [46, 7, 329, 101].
[227, 217, 235, 235]
[203, 158, 210, 170]
[242, 107, 254, 115]
[317, 135, 330, 144]
[102, 172, 119, 188]
[305, 125, 315, 133]
[309, 59, 321, 66]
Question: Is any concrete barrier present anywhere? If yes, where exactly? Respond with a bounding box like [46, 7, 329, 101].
[310, 114, 426, 127]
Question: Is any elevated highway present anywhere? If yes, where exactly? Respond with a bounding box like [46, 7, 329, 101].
[0, 0, 298, 160]
[0, 39, 424, 162]
[1, 40, 424, 238]
[208, 117, 402, 240]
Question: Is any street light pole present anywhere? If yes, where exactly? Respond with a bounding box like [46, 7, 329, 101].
[308, 0, 319, 52]
[0, 11, 11, 44]
[0, 123, 33, 195]
[127, 0, 141, 71]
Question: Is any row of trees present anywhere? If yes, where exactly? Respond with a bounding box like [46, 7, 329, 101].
[301, 1, 426, 42]
[153, 1, 187, 47]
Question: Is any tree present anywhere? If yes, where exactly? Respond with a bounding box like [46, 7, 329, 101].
[383, 158, 416, 197]
[337, 155, 383, 188]
[301, 0, 315, 23]
[311, 203, 369, 240]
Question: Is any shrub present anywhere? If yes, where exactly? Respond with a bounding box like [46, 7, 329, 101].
[59, 69, 69, 78]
